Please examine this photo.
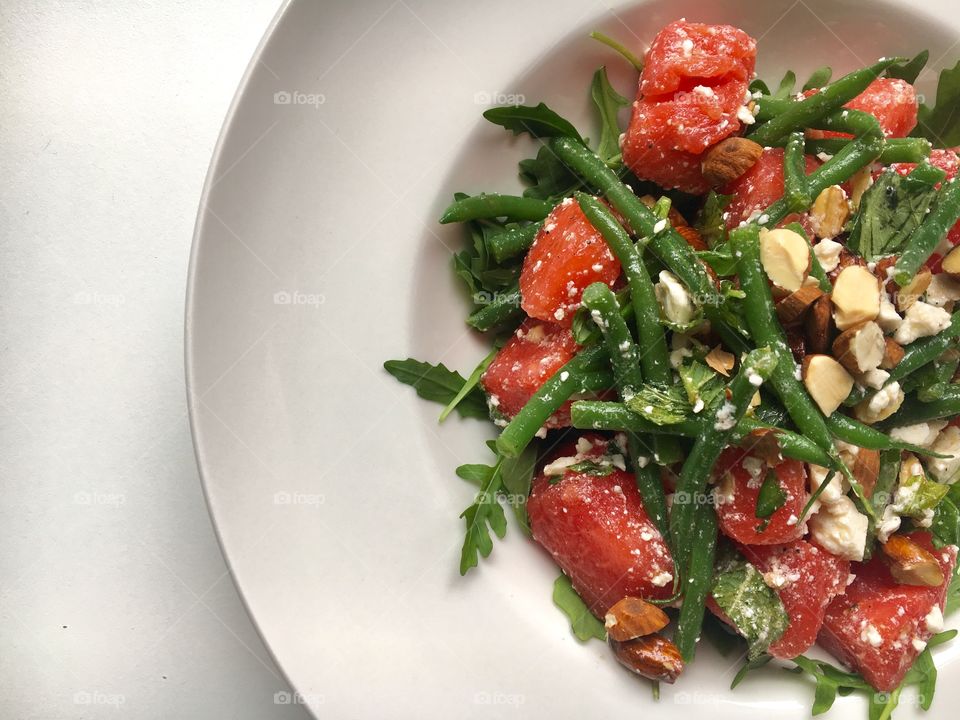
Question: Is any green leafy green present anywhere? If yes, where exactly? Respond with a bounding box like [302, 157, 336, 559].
[913, 59, 960, 147]
[892, 473, 950, 518]
[774, 70, 797, 99]
[565, 459, 616, 476]
[702, 613, 745, 658]
[440, 348, 496, 422]
[499, 443, 537, 534]
[678, 361, 725, 410]
[802, 66, 833, 91]
[518, 144, 585, 201]
[755, 470, 788, 518]
[695, 191, 732, 248]
[483, 102, 584, 141]
[931, 482, 960, 549]
[790, 655, 873, 715]
[552, 574, 606, 641]
[589, 31, 644, 72]
[625, 384, 691, 425]
[887, 50, 929, 84]
[458, 457, 508, 574]
[846, 169, 939, 261]
[710, 547, 789, 659]
[384, 359, 489, 420]
[590, 66, 628, 164]
[698, 244, 738, 276]
[731, 654, 773, 688]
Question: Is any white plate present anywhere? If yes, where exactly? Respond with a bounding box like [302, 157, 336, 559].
[187, 0, 960, 716]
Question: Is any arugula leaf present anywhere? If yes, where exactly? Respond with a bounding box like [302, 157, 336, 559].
[678, 361, 724, 410]
[590, 66, 628, 164]
[774, 70, 797, 99]
[589, 31, 644, 72]
[887, 49, 928, 84]
[749, 78, 771, 95]
[483, 102, 584, 141]
[946, 567, 960, 614]
[518, 143, 585, 201]
[731, 654, 772, 689]
[456, 464, 491, 487]
[440, 348, 496, 422]
[756, 470, 788, 518]
[695, 191, 732, 249]
[711, 547, 789, 659]
[846, 169, 939, 260]
[913, 59, 960, 147]
[931, 482, 960, 549]
[789, 655, 872, 715]
[702, 613, 745, 658]
[500, 445, 537, 534]
[458, 457, 508, 574]
[625, 384, 691, 425]
[384, 358, 490, 420]
[552, 574, 606, 642]
[802, 66, 833, 91]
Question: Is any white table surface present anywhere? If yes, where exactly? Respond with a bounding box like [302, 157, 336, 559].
[0, 2, 312, 718]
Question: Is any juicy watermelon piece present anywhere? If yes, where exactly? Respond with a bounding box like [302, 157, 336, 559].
[739, 540, 850, 659]
[640, 20, 757, 97]
[810, 78, 918, 140]
[620, 133, 711, 194]
[527, 435, 675, 615]
[722, 148, 820, 228]
[480, 319, 578, 427]
[819, 532, 956, 691]
[519, 198, 620, 327]
[714, 448, 808, 545]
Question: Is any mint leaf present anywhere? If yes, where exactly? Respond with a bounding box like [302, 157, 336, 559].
[590, 66, 628, 164]
[483, 102, 584, 142]
[552, 574, 606, 642]
[384, 358, 489, 420]
[913, 59, 960, 147]
[846, 169, 938, 260]
[711, 547, 789, 659]
[625, 384, 691, 425]
[678, 361, 725, 410]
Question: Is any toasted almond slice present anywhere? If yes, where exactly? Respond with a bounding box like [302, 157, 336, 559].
[880, 535, 945, 587]
[676, 225, 707, 251]
[604, 597, 670, 642]
[609, 636, 685, 684]
[831, 321, 885, 375]
[805, 294, 835, 355]
[852, 448, 880, 498]
[942, 246, 960, 278]
[701, 137, 764, 188]
[761, 228, 811, 292]
[896, 269, 932, 312]
[810, 185, 850, 240]
[777, 285, 824, 327]
[880, 338, 905, 370]
[705, 345, 735, 377]
[832, 266, 881, 330]
[802, 354, 855, 416]
[849, 166, 873, 209]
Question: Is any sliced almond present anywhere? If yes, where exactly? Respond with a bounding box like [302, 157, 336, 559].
[705, 345, 735, 377]
[896, 268, 932, 312]
[609, 636, 685, 684]
[604, 597, 670, 642]
[942, 246, 960, 278]
[777, 285, 824, 327]
[701, 137, 764, 188]
[852, 447, 880, 498]
[676, 225, 707, 251]
[802, 354, 854, 416]
[880, 534, 945, 587]
[832, 265, 881, 330]
[809, 185, 850, 240]
[805, 294, 835, 354]
[831, 321, 885, 375]
[880, 338, 905, 370]
[761, 228, 811, 292]
[849, 166, 873, 208]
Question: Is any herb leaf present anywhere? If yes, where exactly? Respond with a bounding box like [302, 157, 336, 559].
[774, 70, 797, 99]
[802, 66, 833, 91]
[518, 144, 585, 201]
[483, 102, 584, 142]
[590, 66, 628, 164]
[711, 547, 789, 659]
[913, 59, 960, 147]
[731, 654, 772, 688]
[500, 445, 537, 534]
[695, 191, 732, 249]
[440, 348, 496, 422]
[384, 358, 490, 420]
[552, 574, 606, 641]
[589, 31, 644, 72]
[756, 470, 788, 518]
[678, 361, 725, 410]
[458, 457, 507, 575]
[625, 384, 692, 425]
[888, 49, 928, 84]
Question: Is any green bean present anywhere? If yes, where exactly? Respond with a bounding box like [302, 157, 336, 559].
[905, 160, 947, 189]
[811, 108, 881, 137]
[439, 193, 553, 224]
[886, 312, 960, 383]
[674, 497, 718, 662]
[748, 57, 903, 145]
[487, 223, 541, 263]
[576, 193, 671, 384]
[580, 283, 644, 399]
[879, 390, 960, 428]
[735, 416, 834, 466]
[671, 347, 778, 572]
[579, 370, 616, 394]
[902, 357, 960, 393]
[802, 137, 931, 164]
[495, 345, 606, 458]
[466, 287, 522, 332]
[827, 412, 947, 458]
[894, 179, 960, 285]
[784, 131, 812, 213]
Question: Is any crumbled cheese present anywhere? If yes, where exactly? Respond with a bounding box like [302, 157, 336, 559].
[651, 571, 673, 587]
[575, 437, 594, 454]
[554, 307, 566, 321]
[543, 455, 580, 476]
[861, 368, 890, 390]
[808, 495, 869, 560]
[860, 623, 883, 648]
[927, 425, 960, 484]
[746, 367, 764, 387]
[814, 239, 843, 270]
[926, 273, 960, 307]
[655, 271, 696, 326]
[867, 382, 903, 416]
[681, 38, 694, 56]
[808, 463, 847, 504]
[714, 401, 736, 431]
[889, 421, 946, 449]
[693, 85, 715, 98]
[876, 296, 903, 333]
[912, 637, 928, 652]
[737, 104, 756, 125]
[925, 605, 944, 633]
[742, 456, 765, 480]
[894, 301, 952, 345]
[559, 371, 570, 382]
[876, 504, 901, 543]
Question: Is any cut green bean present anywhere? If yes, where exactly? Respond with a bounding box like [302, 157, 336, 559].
[674, 498, 718, 662]
[886, 312, 960, 383]
[784, 131, 812, 212]
[878, 390, 960, 429]
[827, 412, 948, 458]
[803, 137, 931, 164]
[466, 287, 522, 332]
[894, 179, 960, 285]
[580, 283, 644, 399]
[439, 193, 553, 224]
[487, 223, 541, 262]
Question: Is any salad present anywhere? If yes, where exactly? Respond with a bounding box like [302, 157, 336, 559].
[385, 19, 960, 717]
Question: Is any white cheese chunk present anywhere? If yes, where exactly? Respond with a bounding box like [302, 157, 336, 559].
[894, 301, 952, 345]
[808, 495, 869, 560]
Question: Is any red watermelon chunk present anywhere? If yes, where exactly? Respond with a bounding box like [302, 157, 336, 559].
[818, 532, 957, 691]
[519, 198, 620, 327]
[621, 134, 712, 195]
[641, 20, 757, 97]
[810, 78, 918, 140]
[480, 319, 578, 427]
[714, 448, 808, 545]
[739, 540, 850, 659]
[527, 434, 675, 615]
[722, 148, 820, 228]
